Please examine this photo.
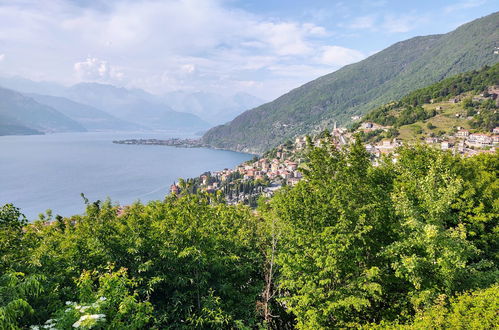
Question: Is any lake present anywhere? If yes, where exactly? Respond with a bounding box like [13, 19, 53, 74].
[0, 131, 252, 220]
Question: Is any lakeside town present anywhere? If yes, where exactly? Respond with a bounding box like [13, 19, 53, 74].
[112, 138, 207, 148]
[169, 88, 499, 205]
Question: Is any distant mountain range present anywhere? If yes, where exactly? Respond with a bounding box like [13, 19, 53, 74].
[203, 12, 499, 153]
[27, 93, 141, 131]
[0, 76, 264, 136]
[160, 91, 264, 125]
[63, 83, 210, 131]
[0, 87, 86, 136]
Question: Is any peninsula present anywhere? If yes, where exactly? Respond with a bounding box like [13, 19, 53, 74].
[112, 138, 207, 148]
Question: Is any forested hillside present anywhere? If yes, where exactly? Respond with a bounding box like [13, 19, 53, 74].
[1, 141, 497, 328]
[203, 12, 499, 153]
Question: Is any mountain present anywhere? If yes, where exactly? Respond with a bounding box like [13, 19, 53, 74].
[203, 12, 499, 153]
[27, 94, 140, 131]
[161, 91, 264, 125]
[0, 87, 86, 135]
[64, 83, 210, 131]
[0, 76, 66, 97]
[0, 111, 43, 136]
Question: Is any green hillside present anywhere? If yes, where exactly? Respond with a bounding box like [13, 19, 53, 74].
[203, 12, 499, 153]
[356, 63, 499, 143]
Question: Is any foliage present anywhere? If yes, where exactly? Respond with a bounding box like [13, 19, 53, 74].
[0, 204, 29, 273]
[0, 272, 43, 329]
[3, 194, 264, 329]
[0, 142, 497, 328]
[370, 284, 499, 329]
[35, 267, 153, 329]
[270, 139, 397, 328]
[268, 142, 498, 328]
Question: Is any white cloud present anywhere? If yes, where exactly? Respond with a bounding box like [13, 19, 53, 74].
[180, 64, 196, 74]
[74, 57, 124, 82]
[444, 0, 486, 13]
[302, 23, 327, 36]
[342, 12, 430, 34]
[0, 0, 364, 99]
[0, 54, 4, 62]
[318, 46, 365, 66]
[253, 22, 315, 56]
[346, 15, 376, 30]
[381, 15, 420, 33]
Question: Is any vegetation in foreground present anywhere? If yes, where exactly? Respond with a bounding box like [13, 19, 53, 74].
[1, 140, 497, 329]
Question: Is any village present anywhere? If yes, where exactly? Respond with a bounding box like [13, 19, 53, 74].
[170, 88, 498, 204]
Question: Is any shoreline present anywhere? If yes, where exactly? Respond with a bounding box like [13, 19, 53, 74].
[112, 138, 261, 156]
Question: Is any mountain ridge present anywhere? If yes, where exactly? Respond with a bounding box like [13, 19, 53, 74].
[0, 87, 86, 135]
[202, 12, 499, 153]
[27, 93, 141, 131]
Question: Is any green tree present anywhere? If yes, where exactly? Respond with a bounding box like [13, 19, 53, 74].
[0, 272, 43, 329]
[271, 139, 397, 328]
[36, 267, 153, 329]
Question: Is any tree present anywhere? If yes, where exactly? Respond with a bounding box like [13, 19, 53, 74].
[0, 272, 43, 329]
[271, 139, 397, 328]
[0, 204, 28, 273]
[35, 267, 153, 329]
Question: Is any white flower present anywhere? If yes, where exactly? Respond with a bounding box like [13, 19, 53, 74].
[99, 296, 107, 301]
[79, 306, 90, 312]
[72, 314, 106, 328]
[90, 314, 106, 319]
[30, 326, 40, 330]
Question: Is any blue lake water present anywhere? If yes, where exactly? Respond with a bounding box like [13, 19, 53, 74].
[0, 131, 252, 220]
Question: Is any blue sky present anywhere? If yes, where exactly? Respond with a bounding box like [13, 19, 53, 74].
[0, 0, 496, 99]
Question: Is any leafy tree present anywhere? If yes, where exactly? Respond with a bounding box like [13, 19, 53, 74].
[0, 272, 43, 329]
[369, 284, 499, 329]
[35, 267, 153, 329]
[271, 139, 397, 328]
[0, 204, 28, 273]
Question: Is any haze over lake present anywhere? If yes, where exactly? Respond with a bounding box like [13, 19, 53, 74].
[0, 131, 252, 219]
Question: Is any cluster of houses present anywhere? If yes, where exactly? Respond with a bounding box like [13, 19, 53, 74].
[436, 127, 499, 155]
[170, 138, 308, 198]
[170, 92, 498, 201]
[365, 139, 402, 158]
[362, 126, 498, 158]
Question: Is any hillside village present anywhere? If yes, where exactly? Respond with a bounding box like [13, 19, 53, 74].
[171, 85, 498, 204]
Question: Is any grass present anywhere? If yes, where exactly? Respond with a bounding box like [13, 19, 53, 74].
[397, 100, 472, 142]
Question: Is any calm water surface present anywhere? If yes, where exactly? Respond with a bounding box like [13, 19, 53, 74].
[0, 132, 252, 219]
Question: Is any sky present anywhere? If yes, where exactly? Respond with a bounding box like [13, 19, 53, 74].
[0, 0, 496, 100]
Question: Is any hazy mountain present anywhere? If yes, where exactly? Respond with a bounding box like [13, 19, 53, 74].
[0, 78, 258, 131]
[64, 83, 210, 131]
[0, 76, 66, 97]
[161, 91, 264, 124]
[203, 12, 499, 153]
[27, 94, 141, 131]
[0, 114, 43, 136]
[0, 87, 86, 135]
